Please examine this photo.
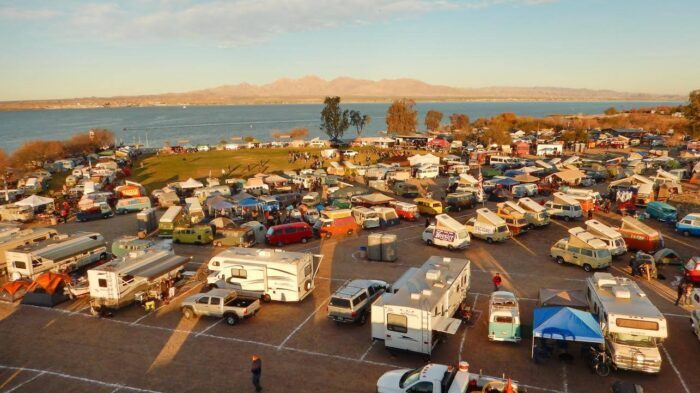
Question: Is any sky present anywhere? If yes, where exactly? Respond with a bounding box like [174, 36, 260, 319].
[0, 0, 698, 101]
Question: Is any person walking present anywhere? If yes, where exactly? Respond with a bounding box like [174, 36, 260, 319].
[587, 208, 593, 220]
[682, 283, 693, 306]
[251, 354, 262, 392]
[675, 279, 687, 306]
[492, 273, 502, 292]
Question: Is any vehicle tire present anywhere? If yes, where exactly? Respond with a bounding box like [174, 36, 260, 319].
[487, 238, 493, 244]
[182, 307, 194, 320]
[214, 241, 222, 247]
[426, 239, 433, 246]
[564, 216, 571, 222]
[583, 264, 593, 272]
[173, 238, 180, 244]
[358, 312, 367, 325]
[595, 362, 611, 377]
[325, 232, 332, 239]
[447, 245, 454, 251]
[262, 294, 272, 303]
[556, 257, 565, 265]
[683, 231, 690, 237]
[276, 241, 284, 247]
[225, 314, 238, 326]
[301, 237, 308, 243]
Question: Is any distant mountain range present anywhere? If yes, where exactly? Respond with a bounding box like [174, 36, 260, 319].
[0, 75, 684, 111]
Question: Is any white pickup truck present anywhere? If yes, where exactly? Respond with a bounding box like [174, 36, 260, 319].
[377, 362, 525, 393]
[181, 289, 260, 326]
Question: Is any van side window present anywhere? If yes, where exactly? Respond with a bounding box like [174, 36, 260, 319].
[197, 297, 209, 304]
[386, 313, 408, 333]
[285, 228, 296, 234]
[581, 249, 594, 257]
[568, 246, 581, 254]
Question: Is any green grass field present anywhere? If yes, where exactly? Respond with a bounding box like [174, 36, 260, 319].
[129, 147, 384, 191]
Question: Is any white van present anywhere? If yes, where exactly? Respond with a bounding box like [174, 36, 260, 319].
[416, 164, 439, 179]
[585, 219, 627, 256]
[544, 192, 583, 221]
[422, 214, 470, 250]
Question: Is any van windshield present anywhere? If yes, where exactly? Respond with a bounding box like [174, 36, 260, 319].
[266, 228, 274, 236]
[458, 230, 469, 239]
[399, 368, 423, 389]
[611, 333, 657, 347]
[572, 205, 582, 211]
[497, 226, 508, 233]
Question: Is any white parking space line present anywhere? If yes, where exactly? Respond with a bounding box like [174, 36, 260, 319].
[660, 345, 690, 393]
[195, 319, 223, 337]
[458, 294, 478, 362]
[277, 294, 333, 349]
[0, 365, 161, 393]
[359, 340, 377, 361]
[518, 383, 564, 393]
[561, 363, 568, 393]
[3, 370, 46, 393]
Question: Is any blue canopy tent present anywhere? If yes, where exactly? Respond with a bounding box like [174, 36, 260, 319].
[504, 169, 526, 177]
[531, 306, 604, 359]
[494, 177, 520, 188]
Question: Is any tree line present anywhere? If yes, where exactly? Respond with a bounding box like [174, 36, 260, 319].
[0, 129, 115, 176]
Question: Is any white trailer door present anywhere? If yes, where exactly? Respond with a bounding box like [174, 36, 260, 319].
[385, 310, 429, 354]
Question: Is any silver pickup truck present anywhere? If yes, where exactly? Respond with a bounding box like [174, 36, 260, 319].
[181, 289, 260, 325]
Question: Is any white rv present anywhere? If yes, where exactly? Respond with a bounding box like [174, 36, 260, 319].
[516, 197, 550, 227]
[544, 192, 583, 221]
[585, 219, 627, 256]
[0, 228, 58, 276]
[6, 232, 107, 280]
[586, 272, 667, 373]
[422, 214, 470, 250]
[88, 249, 190, 314]
[207, 248, 321, 302]
[371, 256, 471, 355]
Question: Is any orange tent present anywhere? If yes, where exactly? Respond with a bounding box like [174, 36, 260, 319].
[0, 280, 31, 302]
[26, 272, 70, 295]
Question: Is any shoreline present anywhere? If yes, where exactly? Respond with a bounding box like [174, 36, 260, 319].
[0, 97, 684, 113]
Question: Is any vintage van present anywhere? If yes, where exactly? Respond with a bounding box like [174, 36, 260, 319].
[544, 192, 583, 221]
[676, 213, 700, 237]
[413, 198, 443, 216]
[550, 227, 612, 272]
[645, 201, 677, 222]
[115, 197, 152, 214]
[172, 225, 214, 245]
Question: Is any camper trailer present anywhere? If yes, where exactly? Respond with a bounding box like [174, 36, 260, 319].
[207, 248, 320, 302]
[6, 232, 107, 280]
[585, 219, 627, 256]
[465, 208, 510, 243]
[586, 273, 667, 373]
[516, 197, 550, 227]
[496, 201, 529, 236]
[88, 249, 189, 315]
[544, 192, 583, 221]
[618, 216, 664, 253]
[370, 256, 470, 355]
[0, 228, 58, 276]
[422, 214, 470, 250]
[550, 227, 612, 272]
[352, 206, 381, 229]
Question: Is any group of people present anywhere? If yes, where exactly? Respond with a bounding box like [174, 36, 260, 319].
[675, 278, 695, 306]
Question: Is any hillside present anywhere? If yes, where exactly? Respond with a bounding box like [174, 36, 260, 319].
[0, 75, 683, 111]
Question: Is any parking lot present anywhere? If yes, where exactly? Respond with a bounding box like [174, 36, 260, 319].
[0, 198, 699, 393]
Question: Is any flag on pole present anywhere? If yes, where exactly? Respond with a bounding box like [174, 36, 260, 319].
[477, 165, 484, 203]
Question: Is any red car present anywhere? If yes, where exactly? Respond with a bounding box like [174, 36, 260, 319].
[684, 256, 700, 284]
[265, 222, 313, 247]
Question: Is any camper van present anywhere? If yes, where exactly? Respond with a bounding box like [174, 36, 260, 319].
[618, 216, 664, 253]
[512, 183, 538, 198]
[645, 201, 677, 222]
[389, 201, 419, 221]
[445, 192, 476, 212]
[0, 228, 58, 276]
[585, 219, 627, 256]
[413, 198, 443, 216]
[516, 197, 550, 227]
[313, 209, 359, 238]
[550, 227, 612, 272]
[393, 182, 420, 198]
[213, 227, 256, 248]
[465, 208, 510, 243]
[172, 225, 214, 245]
[586, 273, 667, 373]
[544, 192, 583, 221]
[6, 232, 107, 280]
[266, 222, 313, 246]
[184, 197, 205, 224]
[372, 206, 400, 227]
[207, 248, 319, 302]
[158, 206, 185, 237]
[115, 197, 152, 214]
[371, 256, 471, 355]
[352, 207, 380, 229]
[496, 201, 529, 236]
[676, 213, 700, 237]
[422, 214, 470, 250]
[488, 291, 521, 342]
[88, 249, 189, 315]
[301, 192, 321, 207]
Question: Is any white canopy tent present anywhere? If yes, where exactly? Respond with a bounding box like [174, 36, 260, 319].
[15, 194, 54, 208]
[180, 178, 204, 189]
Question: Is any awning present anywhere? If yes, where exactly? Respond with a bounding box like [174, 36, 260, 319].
[432, 316, 461, 335]
[15, 194, 54, 208]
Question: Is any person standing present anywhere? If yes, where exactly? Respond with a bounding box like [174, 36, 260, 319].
[492, 273, 502, 292]
[251, 354, 262, 392]
[587, 208, 593, 220]
[675, 279, 686, 306]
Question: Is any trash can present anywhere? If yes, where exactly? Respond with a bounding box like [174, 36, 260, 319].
[358, 246, 368, 259]
[367, 233, 382, 261]
[381, 234, 397, 262]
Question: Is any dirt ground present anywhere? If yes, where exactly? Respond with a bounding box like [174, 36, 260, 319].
[1, 188, 699, 393]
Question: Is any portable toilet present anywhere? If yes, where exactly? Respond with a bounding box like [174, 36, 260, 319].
[381, 234, 397, 262]
[368, 233, 383, 261]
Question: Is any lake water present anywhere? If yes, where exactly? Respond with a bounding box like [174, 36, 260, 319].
[0, 101, 681, 152]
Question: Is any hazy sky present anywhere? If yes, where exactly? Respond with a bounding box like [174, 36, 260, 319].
[0, 0, 698, 100]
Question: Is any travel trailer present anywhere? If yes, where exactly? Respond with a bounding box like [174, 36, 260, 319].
[158, 206, 186, 237]
[516, 197, 550, 227]
[207, 248, 321, 302]
[550, 227, 612, 272]
[544, 192, 583, 221]
[352, 207, 381, 229]
[618, 216, 664, 253]
[0, 204, 35, 222]
[585, 219, 627, 256]
[422, 214, 470, 250]
[586, 273, 667, 373]
[0, 228, 58, 276]
[6, 232, 107, 280]
[465, 208, 510, 243]
[496, 201, 529, 236]
[88, 249, 189, 315]
[371, 256, 470, 355]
